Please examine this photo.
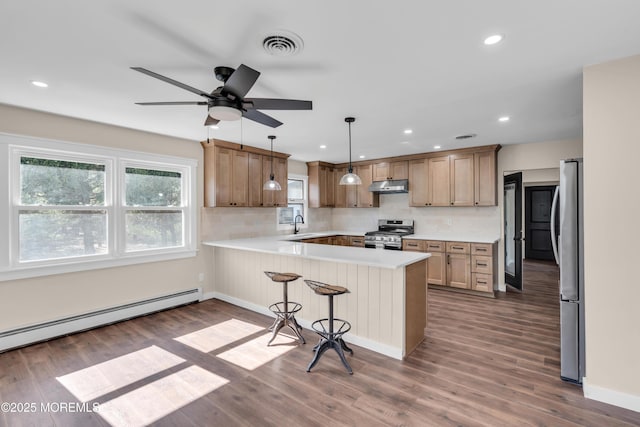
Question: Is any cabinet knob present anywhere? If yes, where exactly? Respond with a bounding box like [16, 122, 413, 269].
[450, 202, 453, 205]
[475, 202, 479, 205]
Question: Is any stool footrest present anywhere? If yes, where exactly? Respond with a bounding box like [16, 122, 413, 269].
[269, 301, 303, 316]
[311, 318, 351, 339]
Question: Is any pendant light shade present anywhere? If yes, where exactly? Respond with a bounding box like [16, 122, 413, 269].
[263, 135, 282, 191]
[339, 117, 361, 185]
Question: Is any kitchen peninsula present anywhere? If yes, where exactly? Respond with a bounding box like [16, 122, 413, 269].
[203, 233, 429, 359]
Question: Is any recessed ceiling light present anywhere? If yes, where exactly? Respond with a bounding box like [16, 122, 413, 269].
[319, 144, 327, 149]
[403, 129, 413, 134]
[400, 141, 409, 144]
[484, 34, 504, 45]
[31, 80, 48, 88]
[208, 125, 219, 129]
[434, 145, 441, 149]
[498, 116, 510, 122]
[359, 155, 366, 159]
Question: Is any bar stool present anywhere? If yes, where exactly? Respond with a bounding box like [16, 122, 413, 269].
[264, 271, 305, 346]
[303, 279, 353, 374]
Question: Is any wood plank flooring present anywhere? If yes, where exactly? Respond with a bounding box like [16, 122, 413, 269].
[1, 260, 639, 426]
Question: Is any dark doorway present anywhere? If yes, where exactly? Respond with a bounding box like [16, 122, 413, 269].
[525, 186, 558, 261]
[504, 172, 523, 291]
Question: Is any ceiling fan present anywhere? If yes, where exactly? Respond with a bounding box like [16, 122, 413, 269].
[131, 64, 312, 128]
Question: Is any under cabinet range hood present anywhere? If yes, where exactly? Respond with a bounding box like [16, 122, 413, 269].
[368, 179, 409, 193]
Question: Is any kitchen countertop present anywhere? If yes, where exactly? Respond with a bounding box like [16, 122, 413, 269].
[203, 232, 429, 269]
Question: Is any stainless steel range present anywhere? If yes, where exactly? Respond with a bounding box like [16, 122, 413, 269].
[364, 219, 414, 250]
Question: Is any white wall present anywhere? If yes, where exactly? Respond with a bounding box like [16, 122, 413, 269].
[497, 138, 583, 291]
[582, 54, 640, 410]
[0, 104, 209, 332]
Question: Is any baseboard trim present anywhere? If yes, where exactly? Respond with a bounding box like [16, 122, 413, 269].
[212, 292, 404, 360]
[583, 377, 640, 413]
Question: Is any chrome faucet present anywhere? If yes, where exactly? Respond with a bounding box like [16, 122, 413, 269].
[294, 214, 304, 234]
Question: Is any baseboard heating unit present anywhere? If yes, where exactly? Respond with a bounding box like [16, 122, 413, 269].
[0, 288, 202, 353]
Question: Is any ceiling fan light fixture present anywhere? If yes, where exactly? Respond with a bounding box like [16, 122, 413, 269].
[208, 105, 242, 121]
[339, 117, 362, 186]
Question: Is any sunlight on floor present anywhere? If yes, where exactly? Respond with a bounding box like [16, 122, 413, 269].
[97, 365, 229, 427]
[56, 345, 185, 402]
[217, 333, 298, 370]
[174, 318, 265, 353]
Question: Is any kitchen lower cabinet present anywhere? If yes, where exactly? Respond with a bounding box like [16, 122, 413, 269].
[404, 239, 496, 296]
[350, 236, 365, 247]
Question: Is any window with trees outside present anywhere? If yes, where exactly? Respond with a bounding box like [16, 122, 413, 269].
[0, 133, 197, 281]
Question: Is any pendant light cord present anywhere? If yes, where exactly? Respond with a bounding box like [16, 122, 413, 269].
[348, 120, 353, 173]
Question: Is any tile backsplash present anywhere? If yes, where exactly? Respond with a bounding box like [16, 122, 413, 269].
[201, 193, 499, 242]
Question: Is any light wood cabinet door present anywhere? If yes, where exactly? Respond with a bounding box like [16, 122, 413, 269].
[248, 153, 263, 207]
[231, 150, 249, 206]
[427, 252, 447, 286]
[356, 164, 378, 207]
[373, 161, 408, 180]
[474, 150, 497, 206]
[334, 167, 348, 208]
[471, 273, 493, 292]
[450, 153, 474, 206]
[447, 252, 471, 289]
[471, 255, 492, 274]
[402, 239, 424, 252]
[214, 146, 233, 206]
[323, 166, 335, 207]
[428, 156, 450, 206]
[409, 159, 428, 206]
[215, 147, 249, 207]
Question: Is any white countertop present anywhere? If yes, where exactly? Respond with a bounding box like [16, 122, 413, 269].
[405, 233, 499, 244]
[203, 233, 429, 269]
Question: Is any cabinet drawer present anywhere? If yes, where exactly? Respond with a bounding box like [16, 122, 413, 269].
[471, 243, 493, 255]
[403, 240, 424, 251]
[471, 273, 493, 293]
[471, 255, 492, 274]
[349, 236, 365, 247]
[424, 240, 445, 252]
[446, 242, 470, 254]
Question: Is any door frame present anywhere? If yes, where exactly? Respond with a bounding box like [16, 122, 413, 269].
[504, 172, 523, 291]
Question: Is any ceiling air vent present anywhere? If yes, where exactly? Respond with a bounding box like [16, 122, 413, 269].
[455, 133, 477, 140]
[262, 30, 304, 56]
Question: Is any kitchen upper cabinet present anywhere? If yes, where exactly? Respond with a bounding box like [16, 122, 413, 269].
[214, 146, 249, 207]
[262, 156, 288, 207]
[333, 167, 348, 208]
[356, 164, 379, 207]
[409, 159, 428, 206]
[428, 156, 451, 206]
[474, 150, 497, 206]
[248, 153, 263, 207]
[373, 161, 408, 181]
[202, 139, 289, 207]
[308, 162, 335, 208]
[450, 153, 474, 206]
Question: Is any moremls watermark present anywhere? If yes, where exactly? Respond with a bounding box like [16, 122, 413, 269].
[1, 401, 100, 413]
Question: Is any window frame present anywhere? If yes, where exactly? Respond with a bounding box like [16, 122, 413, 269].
[0, 132, 198, 282]
[277, 173, 308, 232]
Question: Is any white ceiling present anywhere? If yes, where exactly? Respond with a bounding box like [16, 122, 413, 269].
[2, 1, 639, 163]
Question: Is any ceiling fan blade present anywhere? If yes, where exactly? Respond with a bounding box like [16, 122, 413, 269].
[242, 109, 283, 128]
[222, 64, 260, 99]
[244, 98, 312, 110]
[131, 67, 214, 100]
[135, 101, 209, 106]
[204, 115, 220, 126]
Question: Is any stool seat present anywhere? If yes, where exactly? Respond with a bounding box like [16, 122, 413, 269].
[305, 280, 349, 296]
[304, 279, 353, 374]
[264, 271, 305, 346]
[265, 272, 302, 283]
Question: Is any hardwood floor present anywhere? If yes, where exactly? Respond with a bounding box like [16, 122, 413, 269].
[1, 260, 639, 426]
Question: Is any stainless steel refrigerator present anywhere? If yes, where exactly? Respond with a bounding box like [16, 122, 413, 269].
[551, 158, 585, 384]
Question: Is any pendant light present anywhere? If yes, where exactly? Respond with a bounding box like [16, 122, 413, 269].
[339, 117, 362, 185]
[263, 135, 282, 191]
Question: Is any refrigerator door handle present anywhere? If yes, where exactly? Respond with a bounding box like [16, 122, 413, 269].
[550, 185, 560, 265]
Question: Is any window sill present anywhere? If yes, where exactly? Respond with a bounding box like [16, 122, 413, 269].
[0, 249, 198, 282]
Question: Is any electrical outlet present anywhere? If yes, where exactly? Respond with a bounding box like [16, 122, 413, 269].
[198, 273, 205, 282]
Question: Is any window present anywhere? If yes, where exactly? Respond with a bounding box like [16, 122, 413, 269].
[1, 133, 197, 281]
[276, 174, 308, 231]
